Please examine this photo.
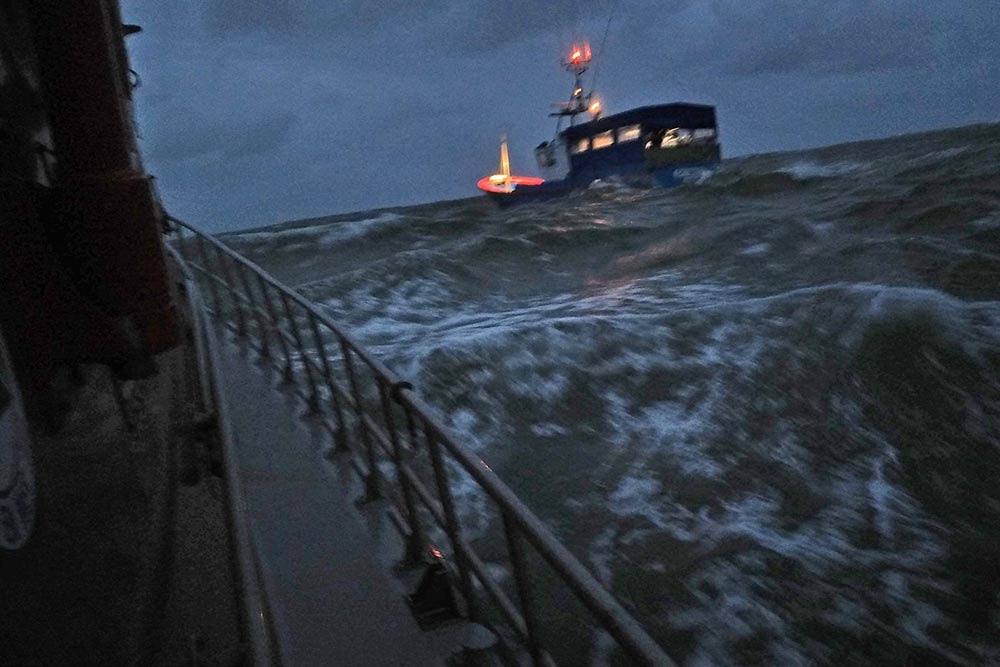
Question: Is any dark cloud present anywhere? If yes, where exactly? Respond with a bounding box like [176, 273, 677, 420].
[222, 113, 298, 159]
[145, 110, 297, 162]
[619, 1, 999, 78]
[416, 0, 644, 53]
[203, 0, 297, 34]
[201, 1, 441, 40]
[201, 0, 626, 52]
[707, 2, 934, 76]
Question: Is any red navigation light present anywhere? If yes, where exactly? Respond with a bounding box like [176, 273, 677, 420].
[567, 42, 592, 66]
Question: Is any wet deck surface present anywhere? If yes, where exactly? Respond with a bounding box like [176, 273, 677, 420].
[0, 324, 455, 666]
[0, 347, 241, 666]
[214, 328, 450, 666]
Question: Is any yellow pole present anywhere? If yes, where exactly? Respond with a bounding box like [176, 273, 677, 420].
[500, 134, 511, 192]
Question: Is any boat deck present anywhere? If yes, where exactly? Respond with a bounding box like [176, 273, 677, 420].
[214, 327, 459, 666]
[0, 345, 242, 665]
[0, 320, 466, 665]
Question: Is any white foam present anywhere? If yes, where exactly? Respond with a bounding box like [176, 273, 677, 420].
[779, 160, 866, 180]
[739, 242, 770, 256]
[971, 212, 1000, 229]
[588, 526, 616, 587]
[317, 212, 402, 245]
[530, 422, 568, 437]
[587, 177, 634, 192]
[234, 221, 336, 244]
[233, 211, 402, 248]
[608, 475, 665, 527]
[582, 375, 960, 664]
[908, 145, 970, 165]
[277, 220, 1000, 665]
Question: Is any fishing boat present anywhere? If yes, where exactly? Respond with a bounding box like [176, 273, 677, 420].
[478, 43, 721, 206]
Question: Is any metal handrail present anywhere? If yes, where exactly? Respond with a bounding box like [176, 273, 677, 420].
[167, 216, 675, 667]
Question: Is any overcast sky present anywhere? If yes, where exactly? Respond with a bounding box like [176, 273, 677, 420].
[122, 1, 999, 232]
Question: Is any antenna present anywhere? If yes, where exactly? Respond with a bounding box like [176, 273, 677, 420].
[590, 0, 618, 95]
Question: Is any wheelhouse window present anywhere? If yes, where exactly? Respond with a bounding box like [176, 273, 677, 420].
[693, 128, 717, 142]
[661, 128, 692, 147]
[617, 124, 641, 142]
[571, 137, 590, 154]
[645, 128, 693, 149]
[592, 130, 614, 150]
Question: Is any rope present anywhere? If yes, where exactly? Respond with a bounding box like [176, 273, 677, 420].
[589, 0, 619, 96]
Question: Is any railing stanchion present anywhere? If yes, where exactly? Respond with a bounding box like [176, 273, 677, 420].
[214, 245, 247, 337]
[237, 262, 270, 360]
[258, 274, 294, 384]
[195, 234, 223, 318]
[340, 337, 381, 502]
[308, 313, 348, 452]
[403, 399, 422, 453]
[280, 292, 321, 415]
[424, 423, 477, 620]
[379, 382, 427, 568]
[504, 510, 547, 666]
[172, 218, 191, 263]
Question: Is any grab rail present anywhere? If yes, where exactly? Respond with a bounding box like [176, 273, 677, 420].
[167, 216, 675, 667]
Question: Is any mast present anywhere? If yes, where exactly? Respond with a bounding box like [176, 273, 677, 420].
[549, 42, 601, 129]
[485, 134, 515, 192]
[500, 134, 511, 191]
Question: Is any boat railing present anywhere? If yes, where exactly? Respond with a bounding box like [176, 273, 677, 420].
[167, 216, 675, 667]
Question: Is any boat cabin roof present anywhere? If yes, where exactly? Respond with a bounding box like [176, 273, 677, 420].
[561, 103, 717, 141]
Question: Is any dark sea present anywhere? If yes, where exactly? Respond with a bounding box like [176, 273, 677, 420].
[226, 123, 1000, 666]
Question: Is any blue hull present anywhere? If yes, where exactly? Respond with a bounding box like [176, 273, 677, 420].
[485, 179, 576, 208]
[488, 161, 720, 207]
[649, 162, 719, 187]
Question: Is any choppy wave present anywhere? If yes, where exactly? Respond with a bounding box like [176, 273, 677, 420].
[230, 122, 1000, 666]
